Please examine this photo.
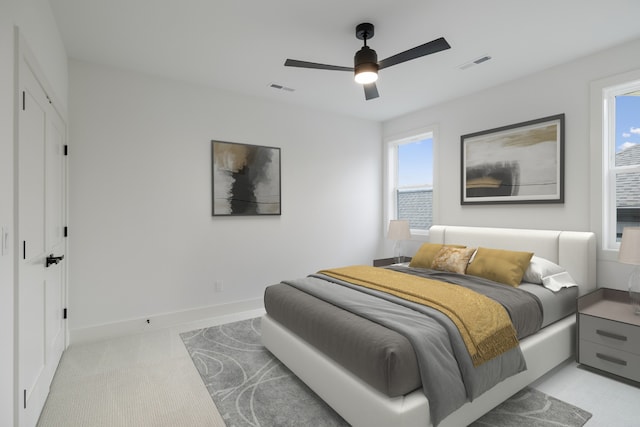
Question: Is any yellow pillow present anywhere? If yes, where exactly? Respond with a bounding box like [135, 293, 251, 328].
[409, 243, 466, 269]
[466, 247, 533, 287]
[431, 247, 477, 274]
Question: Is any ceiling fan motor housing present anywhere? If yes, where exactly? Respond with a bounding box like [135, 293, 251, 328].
[354, 46, 379, 76]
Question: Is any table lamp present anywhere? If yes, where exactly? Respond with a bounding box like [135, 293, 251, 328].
[387, 220, 411, 264]
[618, 227, 640, 315]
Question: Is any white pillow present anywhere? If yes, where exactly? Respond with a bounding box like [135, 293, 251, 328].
[542, 271, 577, 292]
[522, 256, 565, 284]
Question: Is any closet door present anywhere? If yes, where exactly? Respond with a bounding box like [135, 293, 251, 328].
[17, 42, 67, 427]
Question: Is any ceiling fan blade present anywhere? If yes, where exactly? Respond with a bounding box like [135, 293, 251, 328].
[363, 82, 379, 100]
[284, 59, 353, 72]
[378, 37, 451, 70]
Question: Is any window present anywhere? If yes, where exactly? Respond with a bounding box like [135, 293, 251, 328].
[385, 129, 435, 235]
[603, 81, 640, 249]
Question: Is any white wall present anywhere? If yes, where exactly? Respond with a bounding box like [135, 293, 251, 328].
[0, 1, 67, 425]
[384, 37, 640, 290]
[68, 60, 382, 339]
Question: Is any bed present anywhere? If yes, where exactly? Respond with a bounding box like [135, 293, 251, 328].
[261, 225, 596, 427]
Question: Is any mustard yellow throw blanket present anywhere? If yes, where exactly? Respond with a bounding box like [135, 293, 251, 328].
[319, 265, 519, 367]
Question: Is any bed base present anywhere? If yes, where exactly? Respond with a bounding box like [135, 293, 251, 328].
[262, 313, 575, 427]
[262, 225, 595, 426]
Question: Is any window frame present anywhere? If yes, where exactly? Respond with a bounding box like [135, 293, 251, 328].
[604, 80, 640, 249]
[384, 126, 438, 238]
[591, 69, 640, 255]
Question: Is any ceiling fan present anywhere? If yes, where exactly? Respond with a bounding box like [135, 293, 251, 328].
[284, 23, 451, 100]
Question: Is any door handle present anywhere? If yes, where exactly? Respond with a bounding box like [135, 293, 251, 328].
[45, 254, 64, 268]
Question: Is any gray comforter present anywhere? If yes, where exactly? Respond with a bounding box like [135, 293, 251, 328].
[281, 266, 542, 425]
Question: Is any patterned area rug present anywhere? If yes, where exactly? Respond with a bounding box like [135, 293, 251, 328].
[469, 387, 592, 427]
[180, 317, 348, 427]
[181, 318, 591, 427]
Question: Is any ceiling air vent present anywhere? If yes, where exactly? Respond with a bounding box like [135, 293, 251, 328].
[458, 55, 492, 70]
[269, 83, 295, 92]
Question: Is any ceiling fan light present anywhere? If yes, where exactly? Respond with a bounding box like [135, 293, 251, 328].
[354, 61, 379, 84]
[354, 69, 378, 84]
[354, 46, 379, 84]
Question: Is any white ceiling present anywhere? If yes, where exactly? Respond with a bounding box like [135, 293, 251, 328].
[49, 0, 640, 122]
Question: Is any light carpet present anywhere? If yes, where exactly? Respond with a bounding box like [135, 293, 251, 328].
[38, 326, 224, 427]
[181, 318, 592, 427]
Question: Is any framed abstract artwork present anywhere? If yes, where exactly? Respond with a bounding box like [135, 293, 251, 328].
[460, 114, 564, 205]
[211, 140, 281, 216]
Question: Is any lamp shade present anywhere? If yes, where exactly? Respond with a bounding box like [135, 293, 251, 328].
[618, 227, 640, 265]
[387, 220, 411, 240]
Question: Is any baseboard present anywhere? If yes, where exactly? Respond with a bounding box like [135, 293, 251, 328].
[69, 298, 265, 344]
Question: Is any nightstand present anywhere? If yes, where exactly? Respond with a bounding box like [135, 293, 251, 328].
[373, 256, 412, 267]
[577, 288, 640, 383]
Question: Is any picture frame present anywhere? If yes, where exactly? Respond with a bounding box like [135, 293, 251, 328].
[211, 140, 281, 216]
[460, 114, 564, 205]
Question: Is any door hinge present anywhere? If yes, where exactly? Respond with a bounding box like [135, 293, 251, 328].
[63, 308, 67, 319]
[64, 145, 68, 156]
[22, 91, 25, 111]
[23, 240, 26, 260]
[64, 226, 68, 237]
[23, 389, 26, 409]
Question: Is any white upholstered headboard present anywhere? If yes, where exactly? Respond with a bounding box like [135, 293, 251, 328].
[428, 225, 597, 296]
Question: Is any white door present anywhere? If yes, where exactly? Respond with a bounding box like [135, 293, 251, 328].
[17, 45, 67, 427]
